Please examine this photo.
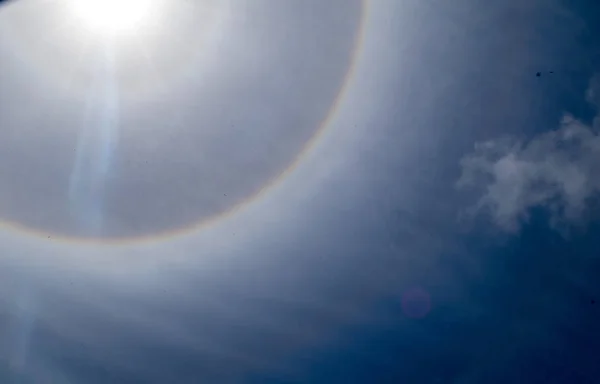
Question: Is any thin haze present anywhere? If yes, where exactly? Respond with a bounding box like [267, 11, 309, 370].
[0, 0, 600, 383]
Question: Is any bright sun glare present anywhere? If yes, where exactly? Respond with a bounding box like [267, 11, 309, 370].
[71, 0, 154, 36]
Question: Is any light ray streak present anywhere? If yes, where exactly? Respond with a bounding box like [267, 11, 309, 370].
[68, 42, 120, 235]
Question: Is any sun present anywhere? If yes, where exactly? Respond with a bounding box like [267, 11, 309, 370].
[70, 0, 155, 36]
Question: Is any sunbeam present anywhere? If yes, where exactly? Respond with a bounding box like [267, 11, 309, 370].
[68, 44, 120, 235]
[6, 286, 37, 374]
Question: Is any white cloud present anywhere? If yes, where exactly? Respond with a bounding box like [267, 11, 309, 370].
[457, 84, 600, 232]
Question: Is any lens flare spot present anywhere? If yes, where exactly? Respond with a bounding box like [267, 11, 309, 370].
[401, 287, 432, 319]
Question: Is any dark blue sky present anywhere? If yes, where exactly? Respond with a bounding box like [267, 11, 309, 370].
[1, 0, 600, 383]
[246, 1, 600, 382]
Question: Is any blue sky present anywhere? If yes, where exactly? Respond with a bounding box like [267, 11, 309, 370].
[0, 0, 600, 383]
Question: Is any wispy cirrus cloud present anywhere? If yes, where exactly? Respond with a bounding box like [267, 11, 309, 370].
[457, 78, 600, 232]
